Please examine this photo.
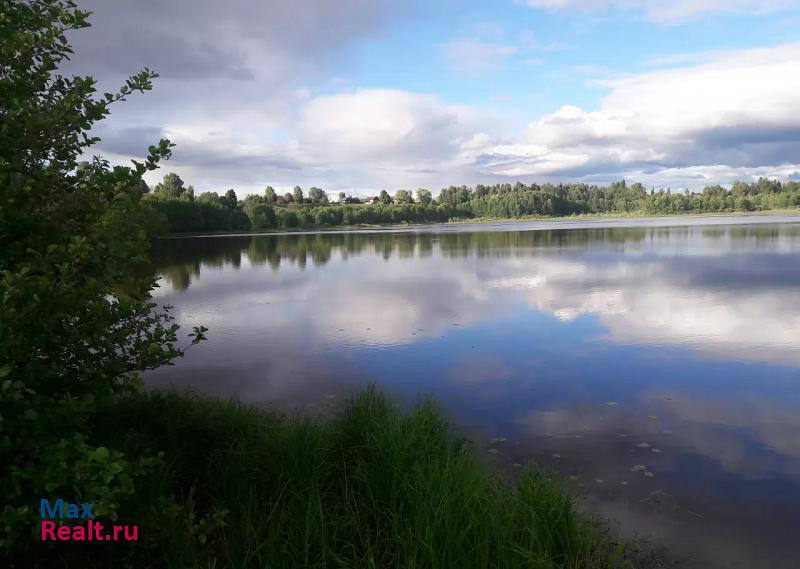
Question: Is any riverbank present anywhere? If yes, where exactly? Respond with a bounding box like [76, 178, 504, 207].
[160, 208, 800, 238]
[29, 387, 650, 568]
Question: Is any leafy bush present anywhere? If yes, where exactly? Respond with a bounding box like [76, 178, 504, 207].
[0, 0, 203, 555]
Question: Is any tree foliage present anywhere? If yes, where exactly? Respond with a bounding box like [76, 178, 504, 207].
[416, 188, 433, 206]
[395, 189, 413, 204]
[0, 0, 204, 554]
[308, 186, 328, 205]
[146, 176, 800, 234]
[224, 188, 238, 209]
[153, 172, 186, 198]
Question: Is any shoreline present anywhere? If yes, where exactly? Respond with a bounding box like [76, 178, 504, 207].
[159, 208, 800, 239]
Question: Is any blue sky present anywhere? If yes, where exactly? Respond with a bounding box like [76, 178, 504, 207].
[351, 2, 799, 109]
[70, 0, 800, 195]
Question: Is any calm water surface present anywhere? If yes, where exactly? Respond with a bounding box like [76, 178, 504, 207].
[150, 215, 800, 568]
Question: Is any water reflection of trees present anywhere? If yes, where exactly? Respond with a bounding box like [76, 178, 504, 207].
[701, 224, 796, 245]
[152, 225, 797, 291]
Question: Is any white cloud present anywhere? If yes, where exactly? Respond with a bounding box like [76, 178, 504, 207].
[75, 0, 800, 194]
[136, 39, 800, 193]
[597, 43, 800, 131]
[294, 89, 491, 188]
[469, 42, 800, 185]
[68, 0, 418, 194]
[299, 89, 463, 161]
[239, 40, 800, 192]
[518, 0, 798, 24]
[132, 86, 494, 195]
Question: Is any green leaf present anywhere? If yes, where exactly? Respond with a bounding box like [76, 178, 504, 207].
[92, 447, 110, 462]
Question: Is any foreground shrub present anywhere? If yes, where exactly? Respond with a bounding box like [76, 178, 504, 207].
[1, 0, 204, 557]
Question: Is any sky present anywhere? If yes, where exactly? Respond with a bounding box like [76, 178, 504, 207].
[65, 0, 800, 196]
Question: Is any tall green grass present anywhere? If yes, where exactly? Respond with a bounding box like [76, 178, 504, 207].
[43, 386, 638, 568]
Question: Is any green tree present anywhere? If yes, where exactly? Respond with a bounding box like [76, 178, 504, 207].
[264, 186, 277, 202]
[338, 191, 347, 203]
[309, 187, 329, 205]
[247, 204, 276, 230]
[154, 172, 186, 198]
[437, 185, 470, 208]
[0, 0, 204, 553]
[395, 189, 413, 204]
[224, 188, 238, 209]
[293, 186, 304, 204]
[185, 185, 195, 201]
[283, 192, 294, 203]
[242, 193, 265, 208]
[416, 188, 432, 206]
[379, 189, 392, 204]
[277, 209, 299, 227]
[198, 190, 221, 204]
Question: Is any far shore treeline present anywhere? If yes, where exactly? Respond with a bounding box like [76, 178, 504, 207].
[142, 173, 800, 233]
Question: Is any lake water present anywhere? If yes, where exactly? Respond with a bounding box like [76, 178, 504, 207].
[149, 214, 800, 568]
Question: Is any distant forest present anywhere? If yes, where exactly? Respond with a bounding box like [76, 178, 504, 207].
[142, 173, 800, 233]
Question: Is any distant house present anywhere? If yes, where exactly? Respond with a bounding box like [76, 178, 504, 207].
[362, 196, 379, 204]
[275, 195, 286, 203]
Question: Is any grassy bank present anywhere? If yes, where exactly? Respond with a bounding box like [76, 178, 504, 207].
[161, 207, 800, 238]
[29, 387, 638, 568]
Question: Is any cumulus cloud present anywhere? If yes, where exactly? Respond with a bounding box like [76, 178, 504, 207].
[468, 42, 800, 186]
[279, 41, 800, 191]
[299, 89, 477, 162]
[64, 0, 415, 193]
[517, 0, 798, 24]
[65, 1, 800, 194]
